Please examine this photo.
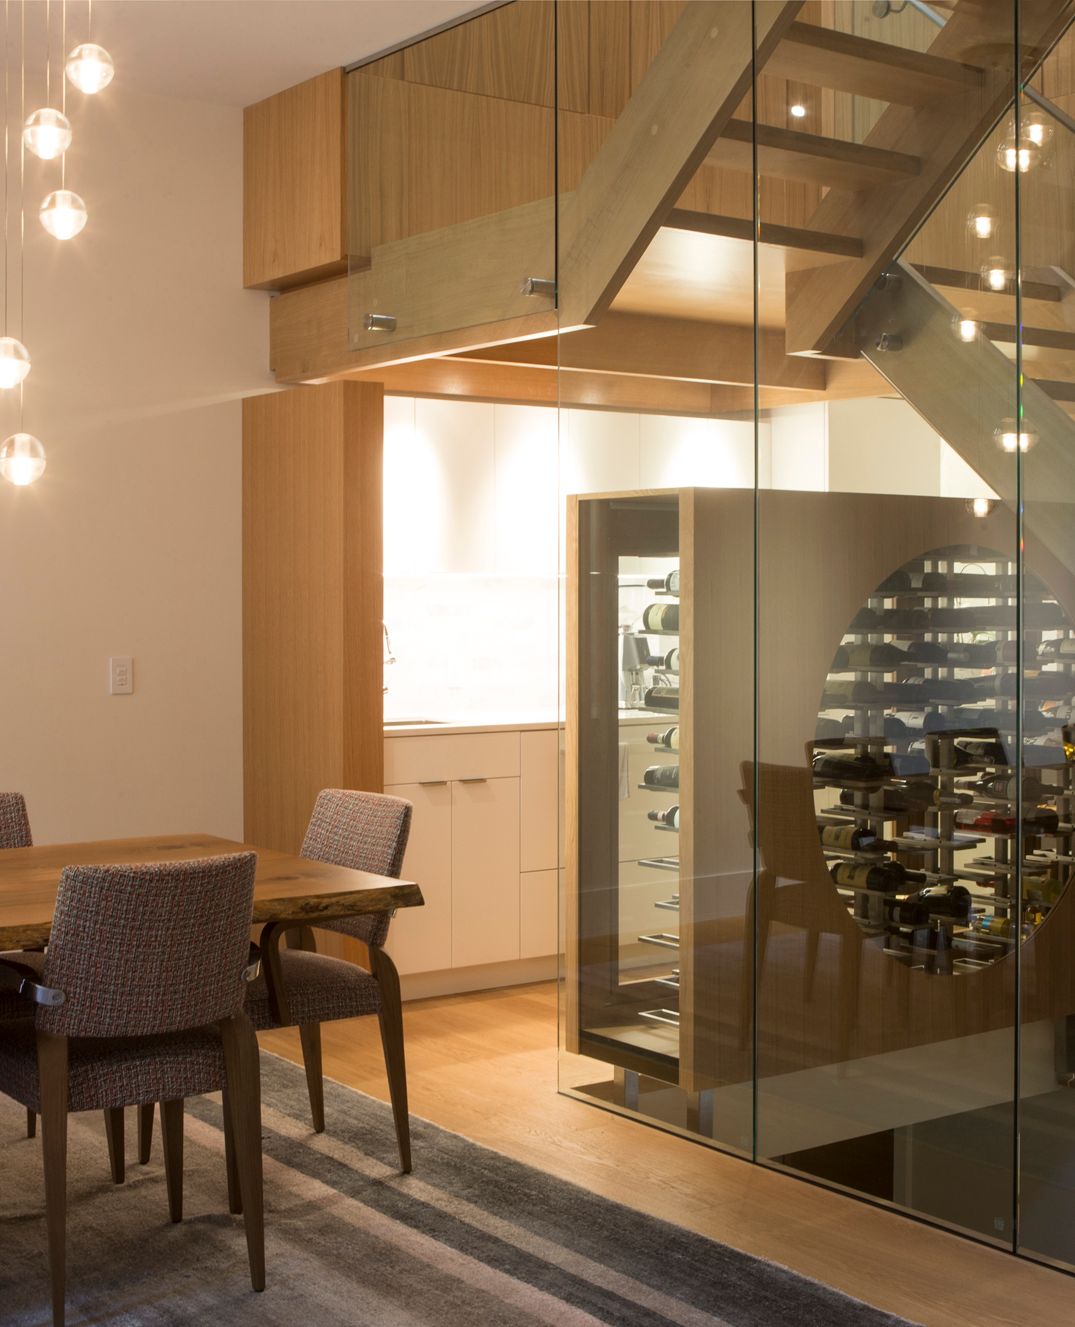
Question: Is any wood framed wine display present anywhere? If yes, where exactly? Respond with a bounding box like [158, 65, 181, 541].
[566, 487, 1075, 1124]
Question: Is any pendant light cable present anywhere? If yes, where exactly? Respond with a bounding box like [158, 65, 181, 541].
[19, 0, 25, 429]
[3, 0, 8, 338]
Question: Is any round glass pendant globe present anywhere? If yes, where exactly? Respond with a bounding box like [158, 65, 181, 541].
[65, 43, 114, 95]
[23, 108, 72, 161]
[40, 190, 87, 240]
[0, 337, 31, 389]
[0, 433, 46, 486]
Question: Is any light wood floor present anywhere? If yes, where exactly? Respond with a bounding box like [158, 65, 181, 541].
[260, 982, 1073, 1327]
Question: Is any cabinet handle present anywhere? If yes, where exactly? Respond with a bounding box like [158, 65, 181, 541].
[418, 780, 448, 787]
[459, 777, 488, 784]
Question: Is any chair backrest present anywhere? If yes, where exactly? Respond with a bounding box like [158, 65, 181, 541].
[302, 790, 412, 947]
[38, 853, 257, 1039]
[0, 793, 32, 849]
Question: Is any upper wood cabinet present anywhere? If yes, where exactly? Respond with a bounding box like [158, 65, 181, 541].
[243, 68, 346, 290]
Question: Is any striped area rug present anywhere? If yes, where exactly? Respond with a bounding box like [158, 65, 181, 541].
[0, 1053, 918, 1326]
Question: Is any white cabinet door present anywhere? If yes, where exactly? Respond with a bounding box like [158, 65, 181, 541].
[520, 869, 558, 959]
[520, 728, 559, 873]
[384, 781, 453, 975]
[451, 777, 520, 968]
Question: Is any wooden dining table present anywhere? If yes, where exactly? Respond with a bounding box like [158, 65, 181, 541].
[0, 832, 424, 949]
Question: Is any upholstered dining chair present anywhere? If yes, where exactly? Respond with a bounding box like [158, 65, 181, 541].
[0, 853, 265, 1327]
[0, 792, 49, 1141]
[248, 789, 413, 1168]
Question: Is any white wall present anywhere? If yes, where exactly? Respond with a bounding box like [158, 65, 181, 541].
[0, 85, 272, 843]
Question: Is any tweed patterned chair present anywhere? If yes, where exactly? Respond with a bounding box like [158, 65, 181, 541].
[249, 789, 414, 1169]
[0, 853, 265, 1327]
[0, 792, 47, 1142]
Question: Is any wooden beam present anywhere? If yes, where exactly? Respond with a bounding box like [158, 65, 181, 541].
[784, 0, 1075, 354]
[456, 312, 826, 392]
[708, 120, 921, 190]
[557, 1, 803, 328]
[767, 21, 982, 107]
[270, 270, 558, 384]
[666, 208, 863, 259]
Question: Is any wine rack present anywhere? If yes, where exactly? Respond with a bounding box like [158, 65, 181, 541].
[814, 547, 1075, 977]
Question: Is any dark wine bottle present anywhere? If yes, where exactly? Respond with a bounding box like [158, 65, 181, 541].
[643, 764, 679, 790]
[819, 824, 897, 853]
[642, 603, 679, 632]
[648, 805, 680, 829]
[830, 860, 925, 894]
[887, 886, 972, 926]
[644, 685, 679, 711]
[661, 647, 680, 674]
[647, 727, 680, 751]
[646, 570, 680, 595]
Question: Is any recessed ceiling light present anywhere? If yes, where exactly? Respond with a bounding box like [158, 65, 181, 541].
[789, 103, 807, 119]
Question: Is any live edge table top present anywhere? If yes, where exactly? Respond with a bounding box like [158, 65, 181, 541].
[0, 833, 424, 950]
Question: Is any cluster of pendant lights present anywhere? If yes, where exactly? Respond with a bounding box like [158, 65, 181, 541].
[0, 5, 113, 487]
[948, 105, 1053, 467]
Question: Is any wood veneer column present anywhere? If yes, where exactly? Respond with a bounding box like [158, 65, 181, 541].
[242, 382, 384, 858]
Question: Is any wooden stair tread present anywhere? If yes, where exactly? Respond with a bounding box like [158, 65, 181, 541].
[664, 209, 863, 259]
[912, 263, 1064, 306]
[768, 20, 983, 107]
[978, 323, 1075, 354]
[709, 120, 921, 190]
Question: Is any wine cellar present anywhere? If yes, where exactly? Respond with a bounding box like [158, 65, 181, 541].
[566, 488, 1075, 1223]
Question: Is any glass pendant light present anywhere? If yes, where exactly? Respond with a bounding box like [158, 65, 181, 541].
[0, 337, 31, 388]
[981, 259, 1011, 292]
[65, 42, 114, 94]
[994, 418, 1036, 454]
[39, 189, 87, 239]
[952, 316, 979, 343]
[967, 205, 996, 240]
[23, 107, 71, 160]
[0, 432, 46, 486]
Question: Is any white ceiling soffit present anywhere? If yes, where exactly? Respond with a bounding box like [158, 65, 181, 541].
[92, 0, 493, 107]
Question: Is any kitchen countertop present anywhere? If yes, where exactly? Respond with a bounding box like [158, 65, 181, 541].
[383, 716, 562, 737]
[383, 709, 663, 737]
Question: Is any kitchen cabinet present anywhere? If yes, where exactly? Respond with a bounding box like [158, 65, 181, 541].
[384, 725, 559, 989]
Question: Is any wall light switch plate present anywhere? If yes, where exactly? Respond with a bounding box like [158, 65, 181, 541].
[109, 656, 133, 695]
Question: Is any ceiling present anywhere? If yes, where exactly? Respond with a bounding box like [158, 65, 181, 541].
[94, 0, 491, 107]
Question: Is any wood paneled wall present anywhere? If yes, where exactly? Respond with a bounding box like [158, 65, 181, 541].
[243, 69, 346, 290]
[242, 382, 384, 855]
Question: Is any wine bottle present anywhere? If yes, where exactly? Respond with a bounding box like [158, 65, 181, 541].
[646, 570, 680, 595]
[643, 764, 679, 790]
[955, 773, 1044, 802]
[840, 782, 933, 814]
[647, 727, 679, 751]
[661, 647, 680, 674]
[934, 788, 974, 807]
[821, 679, 882, 704]
[830, 860, 925, 893]
[832, 642, 908, 669]
[644, 685, 679, 711]
[904, 640, 948, 664]
[887, 885, 972, 926]
[972, 915, 1016, 938]
[819, 824, 896, 853]
[946, 642, 1000, 667]
[642, 603, 679, 632]
[812, 751, 888, 786]
[648, 805, 680, 829]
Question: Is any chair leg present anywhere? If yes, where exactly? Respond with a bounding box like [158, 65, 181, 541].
[372, 947, 411, 1174]
[298, 1024, 326, 1134]
[27, 1107, 36, 1139]
[138, 1102, 154, 1164]
[159, 1099, 184, 1223]
[104, 1108, 125, 1185]
[221, 1087, 243, 1215]
[220, 1013, 265, 1292]
[38, 1030, 69, 1327]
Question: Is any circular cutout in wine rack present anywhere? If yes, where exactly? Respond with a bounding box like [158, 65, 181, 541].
[813, 544, 1075, 975]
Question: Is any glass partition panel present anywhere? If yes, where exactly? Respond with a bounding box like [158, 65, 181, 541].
[1017, 15, 1075, 1272]
[556, 0, 1075, 1272]
[753, 0, 1024, 1247]
[346, 3, 556, 355]
[556, 0, 757, 1157]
